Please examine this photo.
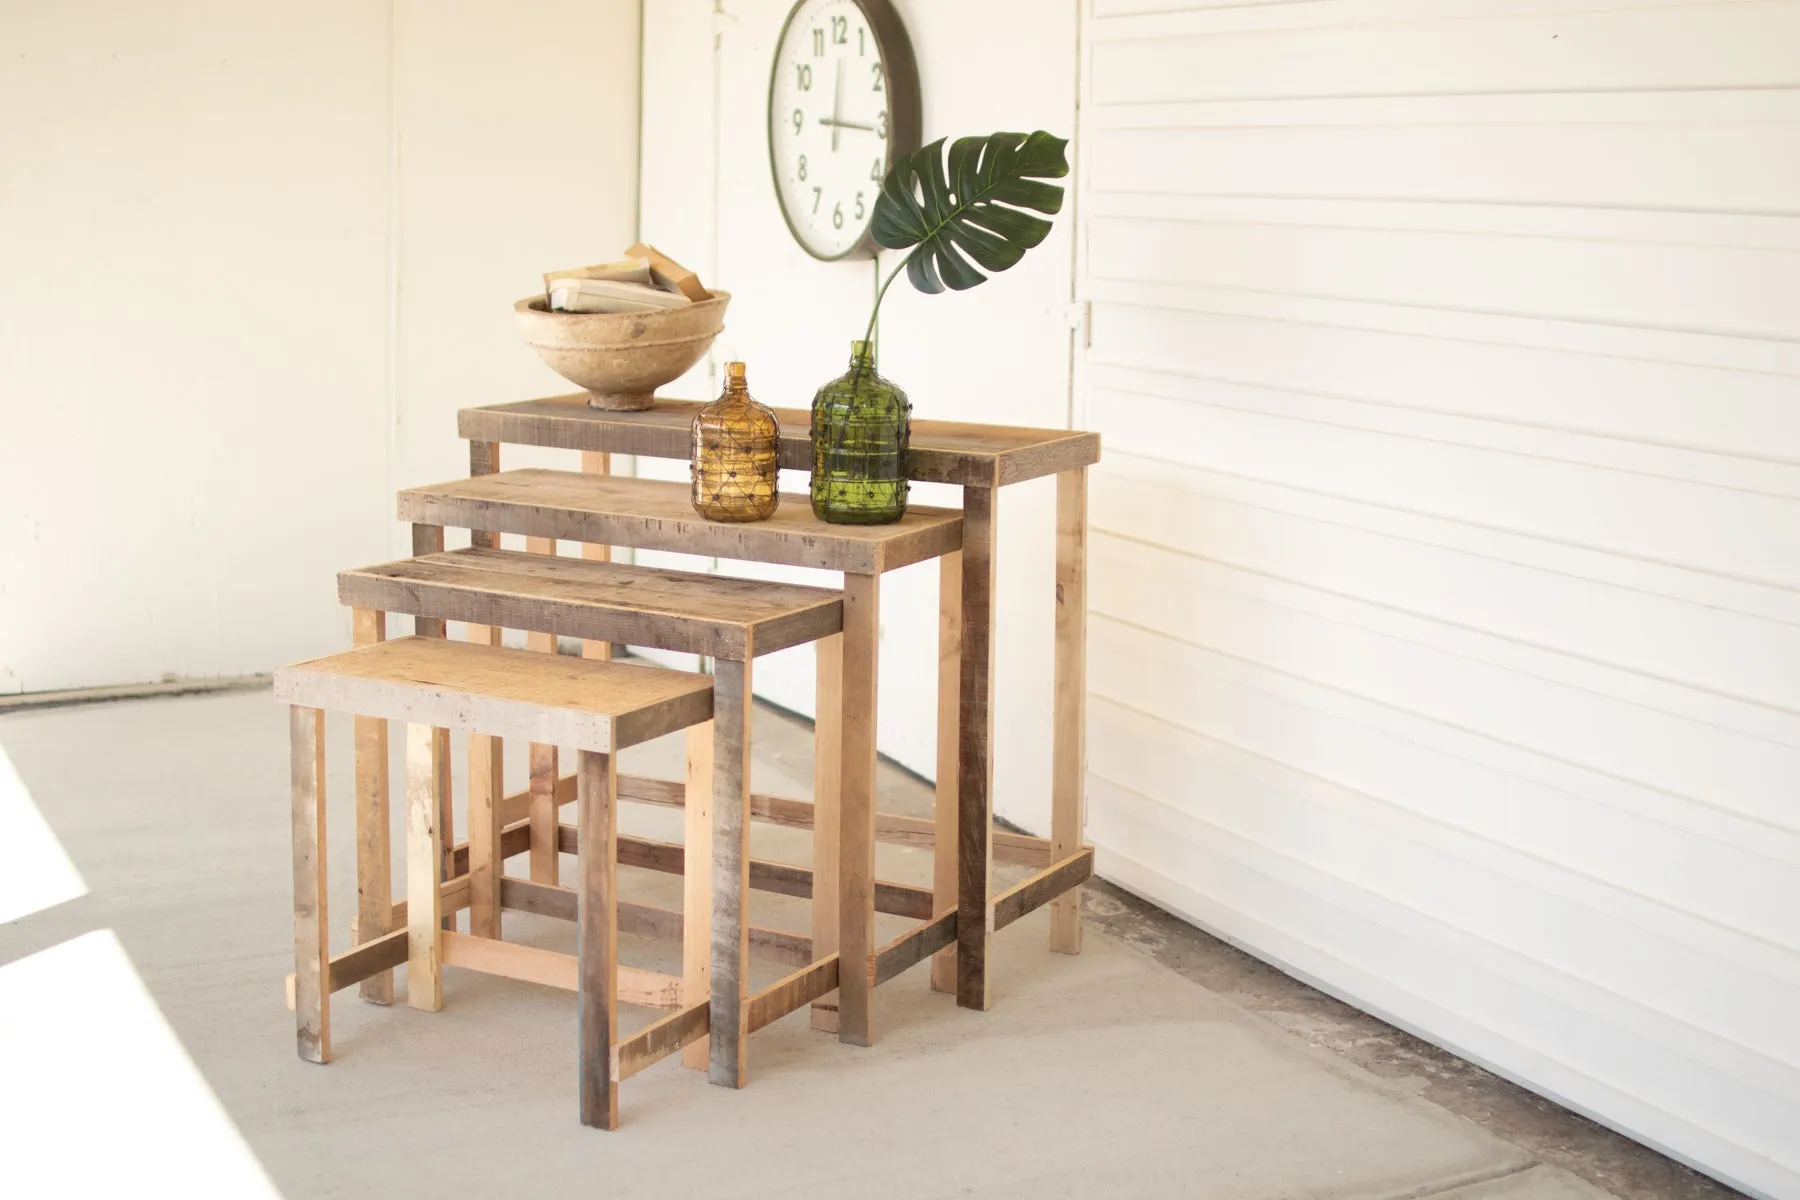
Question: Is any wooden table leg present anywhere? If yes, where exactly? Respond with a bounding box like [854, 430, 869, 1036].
[1050, 467, 1088, 954]
[524, 535, 561, 887]
[710, 658, 754, 1086]
[351, 609, 393, 1004]
[468, 624, 504, 938]
[682, 718, 714, 1069]
[290, 705, 330, 1063]
[412, 523, 456, 933]
[839, 572, 880, 1045]
[930, 551, 962, 994]
[581, 450, 613, 661]
[957, 486, 996, 1012]
[406, 722, 444, 1013]
[577, 748, 620, 1130]
[811, 632, 843, 1032]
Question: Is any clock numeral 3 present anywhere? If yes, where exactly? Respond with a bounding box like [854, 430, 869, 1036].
[876, 111, 888, 139]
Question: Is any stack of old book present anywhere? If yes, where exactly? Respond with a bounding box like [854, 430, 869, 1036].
[543, 242, 709, 314]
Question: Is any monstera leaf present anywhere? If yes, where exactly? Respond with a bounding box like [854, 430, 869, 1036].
[871, 130, 1070, 296]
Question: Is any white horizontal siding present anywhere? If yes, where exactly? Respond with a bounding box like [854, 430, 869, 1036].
[1074, 0, 1800, 1195]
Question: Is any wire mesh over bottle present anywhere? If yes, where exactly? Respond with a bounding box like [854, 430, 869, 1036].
[690, 361, 780, 522]
[810, 340, 910, 525]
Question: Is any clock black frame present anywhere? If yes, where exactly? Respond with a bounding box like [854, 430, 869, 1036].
[766, 0, 922, 262]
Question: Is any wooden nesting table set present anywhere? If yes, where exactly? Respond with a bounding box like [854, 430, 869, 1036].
[277, 391, 1101, 1129]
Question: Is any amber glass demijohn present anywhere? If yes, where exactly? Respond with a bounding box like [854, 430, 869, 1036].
[810, 340, 910, 525]
[691, 361, 779, 522]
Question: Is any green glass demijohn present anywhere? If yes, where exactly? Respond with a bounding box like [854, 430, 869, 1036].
[810, 340, 911, 525]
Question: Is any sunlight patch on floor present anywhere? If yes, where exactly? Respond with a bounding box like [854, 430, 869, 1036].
[0, 742, 85, 923]
[0, 930, 283, 1198]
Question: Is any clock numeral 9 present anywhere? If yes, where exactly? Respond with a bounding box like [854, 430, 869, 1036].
[795, 62, 811, 90]
[798, 154, 808, 182]
[871, 62, 884, 91]
[792, 109, 803, 134]
[833, 201, 844, 230]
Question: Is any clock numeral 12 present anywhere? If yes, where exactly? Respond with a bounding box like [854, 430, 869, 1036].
[831, 15, 847, 44]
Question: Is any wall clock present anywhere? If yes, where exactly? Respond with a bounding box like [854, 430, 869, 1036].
[767, 0, 921, 261]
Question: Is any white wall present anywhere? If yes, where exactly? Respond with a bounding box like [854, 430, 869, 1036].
[0, 0, 641, 693]
[637, 0, 1078, 833]
[1075, 1, 1800, 1197]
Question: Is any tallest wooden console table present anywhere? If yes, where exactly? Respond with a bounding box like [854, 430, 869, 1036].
[460, 394, 1101, 1033]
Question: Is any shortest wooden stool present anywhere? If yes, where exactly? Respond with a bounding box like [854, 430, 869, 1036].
[275, 635, 712, 1129]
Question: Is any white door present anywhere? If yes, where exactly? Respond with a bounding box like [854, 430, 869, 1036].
[1074, 2, 1800, 1196]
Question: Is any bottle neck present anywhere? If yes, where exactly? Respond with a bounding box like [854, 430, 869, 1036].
[848, 339, 875, 371]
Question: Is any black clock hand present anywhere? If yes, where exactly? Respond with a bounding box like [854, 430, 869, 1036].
[831, 58, 843, 152]
[818, 117, 874, 132]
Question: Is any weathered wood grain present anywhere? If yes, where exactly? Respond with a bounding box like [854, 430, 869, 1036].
[710, 658, 753, 1087]
[1051, 467, 1088, 955]
[274, 636, 713, 753]
[437, 931, 683, 1009]
[578, 748, 619, 1130]
[873, 911, 959, 987]
[957, 485, 997, 1012]
[579, 449, 614, 660]
[468, 439, 500, 549]
[339, 547, 844, 660]
[931, 550, 962, 994]
[410, 524, 447, 637]
[838, 572, 880, 1046]
[990, 849, 1095, 934]
[613, 772, 1049, 866]
[499, 877, 812, 966]
[551, 825, 933, 919]
[466, 622, 504, 939]
[811, 632, 842, 1033]
[397, 469, 962, 575]
[291, 705, 329, 1063]
[405, 723, 444, 1013]
[351, 609, 393, 1005]
[747, 956, 841, 1034]
[458, 395, 1102, 488]
[682, 720, 713, 1070]
[613, 1002, 709, 1083]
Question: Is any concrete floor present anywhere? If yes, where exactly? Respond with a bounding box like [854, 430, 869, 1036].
[0, 687, 1739, 1200]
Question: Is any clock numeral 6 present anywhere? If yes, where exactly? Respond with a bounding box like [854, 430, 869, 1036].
[795, 62, 812, 90]
[833, 201, 844, 230]
[798, 154, 808, 182]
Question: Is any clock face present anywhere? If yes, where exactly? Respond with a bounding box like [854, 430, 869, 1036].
[768, 0, 918, 261]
